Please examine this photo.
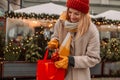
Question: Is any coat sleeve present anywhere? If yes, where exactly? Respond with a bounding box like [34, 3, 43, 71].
[74, 24, 101, 68]
[51, 19, 60, 40]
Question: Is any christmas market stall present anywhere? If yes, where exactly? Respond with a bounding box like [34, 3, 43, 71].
[0, 2, 66, 79]
[4, 2, 66, 62]
[91, 10, 120, 77]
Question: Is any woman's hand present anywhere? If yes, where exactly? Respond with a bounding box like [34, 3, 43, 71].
[47, 39, 59, 49]
[55, 55, 68, 69]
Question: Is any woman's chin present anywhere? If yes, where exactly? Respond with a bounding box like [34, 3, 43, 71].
[70, 20, 78, 23]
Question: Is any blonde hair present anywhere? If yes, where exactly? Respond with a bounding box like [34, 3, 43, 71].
[77, 13, 91, 37]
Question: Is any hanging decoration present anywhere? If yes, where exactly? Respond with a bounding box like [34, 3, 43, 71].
[5, 11, 59, 20]
[4, 11, 120, 26]
[92, 17, 120, 26]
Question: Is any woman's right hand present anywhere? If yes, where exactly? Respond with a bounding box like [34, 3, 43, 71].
[47, 39, 59, 49]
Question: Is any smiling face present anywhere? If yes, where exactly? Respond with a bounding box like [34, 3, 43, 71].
[67, 8, 82, 23]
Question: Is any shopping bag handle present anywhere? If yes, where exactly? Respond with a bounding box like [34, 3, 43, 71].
[43, 49, 49, 60]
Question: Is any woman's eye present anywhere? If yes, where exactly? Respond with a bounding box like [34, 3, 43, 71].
[74, 13, 80, 16]
[68, 11, 72, 14]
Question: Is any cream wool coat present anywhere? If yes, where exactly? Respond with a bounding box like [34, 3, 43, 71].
[51, 19, 101, 80]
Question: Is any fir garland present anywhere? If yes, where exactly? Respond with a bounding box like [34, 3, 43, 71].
[4, 11, 120, 26]
[5, 11, 59, 20]
[92, 17, 120, 26]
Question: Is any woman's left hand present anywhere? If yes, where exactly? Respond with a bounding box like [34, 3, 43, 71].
[55, 55, 68, 69]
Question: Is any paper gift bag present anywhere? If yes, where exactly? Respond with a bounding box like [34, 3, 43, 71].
[59, 32, 71, 56]
[36, 49, 65, 80]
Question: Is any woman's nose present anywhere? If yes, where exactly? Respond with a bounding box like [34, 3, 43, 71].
[70, 13, 75, 18]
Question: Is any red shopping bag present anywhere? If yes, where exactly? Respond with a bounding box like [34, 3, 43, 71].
[36, 49, 65, 80]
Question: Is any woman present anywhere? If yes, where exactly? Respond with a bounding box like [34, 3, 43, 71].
[48, 0, 101, 80]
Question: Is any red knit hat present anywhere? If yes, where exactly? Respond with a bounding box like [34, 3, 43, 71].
[66, 0, 89, 14]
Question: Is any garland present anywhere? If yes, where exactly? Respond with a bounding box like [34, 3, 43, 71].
[92, 17, 120, 26]
[4, 11, 120, 26]
[5, 11, 59, 20]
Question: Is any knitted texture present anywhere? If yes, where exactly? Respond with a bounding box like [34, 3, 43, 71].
[66, 0, 89, 14]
